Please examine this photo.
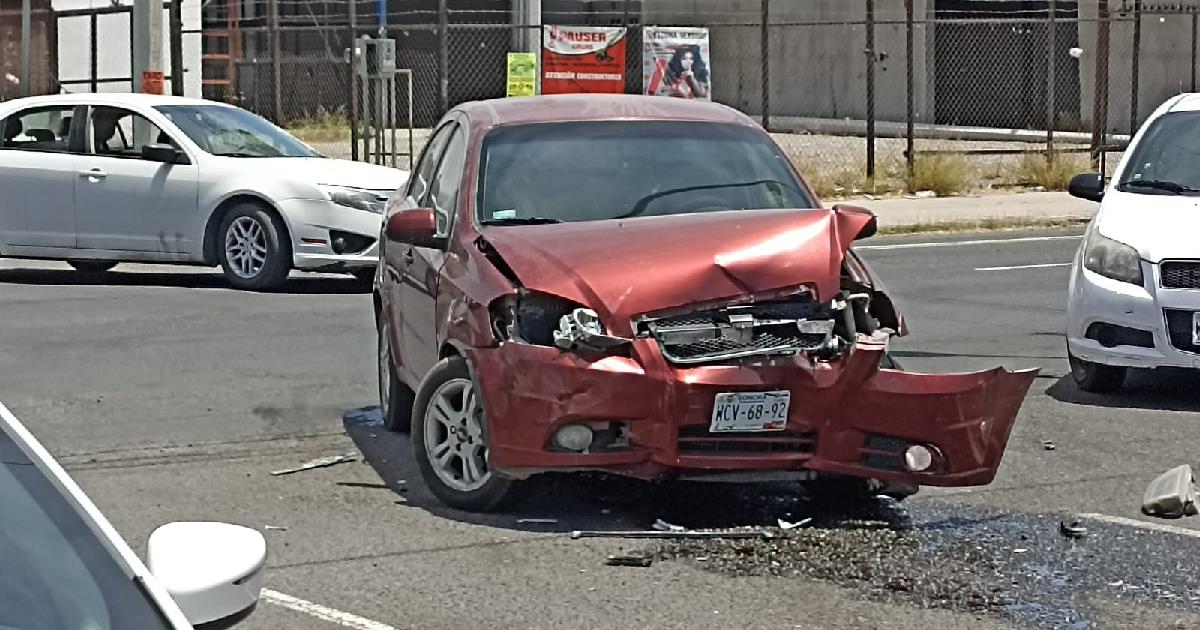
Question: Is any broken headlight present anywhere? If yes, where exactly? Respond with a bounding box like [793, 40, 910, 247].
[490, 292, 630, 352]
[1084, 231, 1143, 286]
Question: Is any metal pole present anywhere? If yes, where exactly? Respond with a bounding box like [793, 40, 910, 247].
[170, 0, 183, 95]
[270, 0, 281, 122]
[1047, 0, 1056, 161]
[90, 12, 99, 93]
[761, 0, 770, 130]
[1131, 0, 1141, 136]
[132, 0, 165, 93]
[865, 0, 876, 189]
[905, 0, 914, 187]
[378, 0, 386, 36]
[439, 0, 449, 114]
[1091, 0, 1110, 163]
[349, 0, 359, 161]
[20, 0, 30, 97]
[1192, 12, 1197, 92]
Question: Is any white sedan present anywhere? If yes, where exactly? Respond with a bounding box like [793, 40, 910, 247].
[0, 93, 407, 290]
[1066, 93, 1200, 392]
[0, 401, 267, 628]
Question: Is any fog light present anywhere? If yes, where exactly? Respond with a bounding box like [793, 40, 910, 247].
[903, 444, 935, 472]
[553, 424, 594, 452]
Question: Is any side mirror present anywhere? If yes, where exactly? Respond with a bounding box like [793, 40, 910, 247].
[142, 143, 187, 165]
[832, 204, 879, 240]
[147, 522, 267, 629]
[1068, 172, 1105, 202]
[385, 207, 446, 249]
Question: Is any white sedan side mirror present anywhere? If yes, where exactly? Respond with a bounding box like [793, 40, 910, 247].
[147, 522, 267, 628]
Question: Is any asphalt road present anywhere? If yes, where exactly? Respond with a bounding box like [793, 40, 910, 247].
[4, 228, 1200, 630]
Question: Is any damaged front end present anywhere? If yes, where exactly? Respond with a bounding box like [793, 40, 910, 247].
[462, 208, 1038, 488]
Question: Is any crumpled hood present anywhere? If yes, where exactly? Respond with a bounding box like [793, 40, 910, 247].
[248, 157, 408, 192]
[1098, 191, 1200, 262]
[480, 208, 872, 328]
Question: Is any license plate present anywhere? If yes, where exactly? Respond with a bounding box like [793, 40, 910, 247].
[1193, 312, 1200, 346]
[710, 391, 790, 433]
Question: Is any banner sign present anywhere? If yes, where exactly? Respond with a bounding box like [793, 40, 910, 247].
[506, 52, 537, 97]
[643, 27, 712, 101]
[541, 26, 627, 94]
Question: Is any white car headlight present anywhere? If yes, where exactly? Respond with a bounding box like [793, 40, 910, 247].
[1084, 231, 1144, 286]
[318, 185, 385, 214]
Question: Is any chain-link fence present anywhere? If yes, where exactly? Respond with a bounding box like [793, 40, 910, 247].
[10, 1, 1200, 196]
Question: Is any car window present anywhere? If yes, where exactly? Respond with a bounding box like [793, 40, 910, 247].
[428, 125, 467, 236]
[89, 106, 176, 159]
[407, 123, 455, 205]
[1117, 111, 1200, 192]
[0, 430, 172, 630]
[477, 121, 814, 225]
[155, 104, 318, 158]
[0, 106, 75, 153]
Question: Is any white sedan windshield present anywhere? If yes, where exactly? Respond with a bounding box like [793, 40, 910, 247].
[156, 104, 318, 158]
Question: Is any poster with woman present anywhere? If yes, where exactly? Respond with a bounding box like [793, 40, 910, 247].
[643, 27, 712, 101]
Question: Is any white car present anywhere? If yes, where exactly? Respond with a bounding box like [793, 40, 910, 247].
[0, 401, 267, 628]
[0, 93, 407, 290]
[1066, 92, 1200, 392]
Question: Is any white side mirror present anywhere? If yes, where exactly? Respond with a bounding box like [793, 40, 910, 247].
[147, 522, 267, 629]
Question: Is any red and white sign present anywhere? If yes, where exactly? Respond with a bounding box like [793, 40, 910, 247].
[542, 26, 627, 95]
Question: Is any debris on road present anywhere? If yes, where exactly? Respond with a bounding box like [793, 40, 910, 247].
[396, 480, 408, 492]
[606, 554, 654, 568]
[270, 452, 357, 476]
[778, 517, 813, 530]
[652, 518, 686, 532]
[1059, 520, 1087, 539]
[571, 529, 775, 541]
[264, 525, 287, 531]
[1142, 464, 1199, 519]
[517, 518, 559, 525]
[1041, 439, 1056, 451]
[342, 406, 383, 427]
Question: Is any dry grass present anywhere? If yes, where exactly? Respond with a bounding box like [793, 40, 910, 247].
[284, 107, 351, 143]
[878, 216, 1090, 236]
[906, 153, 972, 197]
[1011, 152, 1090, 190]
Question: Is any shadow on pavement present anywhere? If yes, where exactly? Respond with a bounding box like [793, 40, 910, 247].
[342, 406, 912, 535]
[0, 267, 369, 295]
[1045, 370, 1200, 413]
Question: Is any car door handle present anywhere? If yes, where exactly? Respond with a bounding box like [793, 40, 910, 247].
[79, 169, 106, 180]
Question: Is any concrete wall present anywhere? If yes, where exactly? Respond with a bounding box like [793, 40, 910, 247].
[641, 0, 930, 125]
[52, 0, 202, 97]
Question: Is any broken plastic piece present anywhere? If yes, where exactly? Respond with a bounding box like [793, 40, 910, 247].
[605, 554, 653, 568]
[270, 452, 357, 476]
[1142, 464, 1199, 519]
[1058, 520, 1087, 539]
[570, 530, 774, 540]
[1042, 439, 1056, 451]
[652, 518, 685, 532]
[552, 308, 631, 352]
[777, 517, 813, 530]
[264, 525, 287, 531]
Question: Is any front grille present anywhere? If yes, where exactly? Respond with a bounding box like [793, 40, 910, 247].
[677, 425, 816, 455]
[1162, 261, 1200, 290]
[1164, 309, 1200, 353]
[642, 295, 836, 365]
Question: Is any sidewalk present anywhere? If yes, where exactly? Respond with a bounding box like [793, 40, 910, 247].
[863, 191, 1097, 229]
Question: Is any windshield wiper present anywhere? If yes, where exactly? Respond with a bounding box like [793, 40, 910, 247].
[212, 151, 268, 158]
[621, 179, 802, 219]
[1117, 179, 1200, 195]
[481, 217, 563, 226]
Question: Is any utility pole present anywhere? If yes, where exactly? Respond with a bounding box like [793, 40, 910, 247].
[20, 0, 31, 97]
[132, 0, 165, 95]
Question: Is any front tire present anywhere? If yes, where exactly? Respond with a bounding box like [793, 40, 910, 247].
[217, 204, 291, 291]
[377, 312, 414, 432]
[411, 357, 525, 512]
[68, 260, 117, 273]
[1069, 352, 1127, 393]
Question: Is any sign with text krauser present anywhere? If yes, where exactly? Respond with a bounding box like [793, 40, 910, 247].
[643, 27, 712, 101]
[542, 26, 627, 94]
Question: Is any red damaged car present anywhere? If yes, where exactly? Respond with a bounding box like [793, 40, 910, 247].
[374, 94, 1037, 512]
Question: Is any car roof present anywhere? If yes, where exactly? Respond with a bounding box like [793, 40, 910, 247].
[455, 94, 755, 127]
[0, 92, 227, 111]
[1168, 93, 1200, 113]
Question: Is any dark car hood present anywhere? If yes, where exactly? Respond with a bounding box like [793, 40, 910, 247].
[480, 208, 873, 329]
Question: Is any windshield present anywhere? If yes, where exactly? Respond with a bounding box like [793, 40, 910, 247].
[155, 104, 318, 158]
[476, 121, 814, 224]
[1117, 111, 1200, 194]
[0, 429, 171, 630]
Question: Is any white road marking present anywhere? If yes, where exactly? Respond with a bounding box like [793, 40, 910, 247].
[857, 234, 1082, 251]
[262, 589, 400, 630]
[974, 262, 1074, 272]
[1078, 512, 1200, 539]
